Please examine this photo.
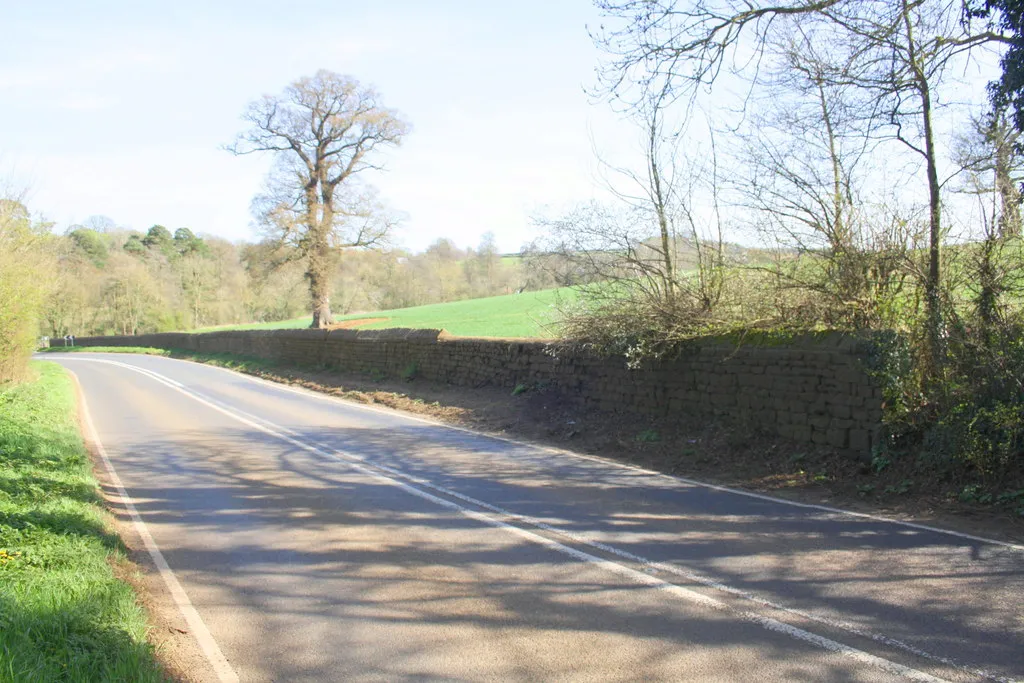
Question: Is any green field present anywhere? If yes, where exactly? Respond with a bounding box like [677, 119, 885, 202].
[0, 363, 164, 681]
[196, 287, 577, 338]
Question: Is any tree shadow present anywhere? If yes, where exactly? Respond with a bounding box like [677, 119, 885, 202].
[95, 423, 1024, 681]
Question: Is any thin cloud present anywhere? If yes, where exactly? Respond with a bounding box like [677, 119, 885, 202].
[58, 95, 117, 112]
[0, 49, 174, 92]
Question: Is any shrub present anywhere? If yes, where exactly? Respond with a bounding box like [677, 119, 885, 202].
[0, 198, 53, 383]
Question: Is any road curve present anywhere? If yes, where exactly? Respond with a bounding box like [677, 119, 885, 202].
[47, 352, 1024, 682]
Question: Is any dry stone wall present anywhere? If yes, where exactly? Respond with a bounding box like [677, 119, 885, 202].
[67, 329, 883, 455]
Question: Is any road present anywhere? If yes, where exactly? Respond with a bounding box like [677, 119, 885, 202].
[48, 352, 1023, 682]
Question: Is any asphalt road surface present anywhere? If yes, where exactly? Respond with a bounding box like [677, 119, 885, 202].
[48, 353, 1024, 682]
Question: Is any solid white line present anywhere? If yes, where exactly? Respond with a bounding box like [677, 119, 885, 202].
[65, 356, 958, 682]
[68, 369, 239, 683]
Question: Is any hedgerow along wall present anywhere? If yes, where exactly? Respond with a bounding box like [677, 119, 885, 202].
[63, 329, 884, 455]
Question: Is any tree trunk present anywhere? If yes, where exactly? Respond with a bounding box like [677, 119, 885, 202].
[902, 0, 942, 378]
[921, 79, 943, 378]
[309, 271, 332, 329]
[995, 117, 1021, 237]
[976, 236, 998, 344]
[648, 119, 674, 301]
[308, 243, 333, 329]
[303, 178, 335, 330]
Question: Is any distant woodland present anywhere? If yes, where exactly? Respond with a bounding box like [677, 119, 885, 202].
[36, 219, 555, 338]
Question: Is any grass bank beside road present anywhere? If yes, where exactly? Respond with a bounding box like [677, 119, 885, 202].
[0, 362, 165, 681]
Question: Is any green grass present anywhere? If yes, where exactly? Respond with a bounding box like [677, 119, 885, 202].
[0, 363, 165, 682]
[194, 286, 578, 338]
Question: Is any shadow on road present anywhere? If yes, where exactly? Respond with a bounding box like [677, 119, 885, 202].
[100, 423, 1024, 681]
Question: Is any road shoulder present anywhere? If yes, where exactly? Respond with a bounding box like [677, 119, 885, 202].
[69, 368, 221, 683]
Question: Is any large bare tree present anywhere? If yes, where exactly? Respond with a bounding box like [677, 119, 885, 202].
[229, 70, 409, 328]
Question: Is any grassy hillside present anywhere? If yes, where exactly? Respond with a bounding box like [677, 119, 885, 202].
[196, 287, 577, 338]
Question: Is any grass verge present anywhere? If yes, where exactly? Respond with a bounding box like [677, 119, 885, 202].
[0, 362, 165, 682]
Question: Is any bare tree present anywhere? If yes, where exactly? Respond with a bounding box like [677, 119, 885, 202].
[229, 70, 409, 328]
[603, 86, 680, 300]
[953, 108, 1024, 337]
[534, 95, 728, 347]
[736, 29, 911, 328]
[101, 253, 161, 336]
[591, 83, 727, 313]
[957, 108, 1023, 238]
[177, 253, 218, 328]
[740, 32, 871, 250]
[593, 0, 1011, 369]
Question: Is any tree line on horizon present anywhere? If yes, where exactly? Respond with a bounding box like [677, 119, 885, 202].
[38, 219, 548, 339]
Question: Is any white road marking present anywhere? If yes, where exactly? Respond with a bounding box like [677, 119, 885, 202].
[68, 369, 239, 683]
[61, 355, 971, 682]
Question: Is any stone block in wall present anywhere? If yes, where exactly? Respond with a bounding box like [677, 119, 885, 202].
[848, 429, 870, 455]
[791, 424, 812, 442]
[835, 367, 867, 385]
[827, 427, 849, 448]
[709, 393, 735, 408]
[801, 394, 829, 412]
[809, 415, 831, 431]
[831, 404, 852, 420]
[829, 393, 856, 407]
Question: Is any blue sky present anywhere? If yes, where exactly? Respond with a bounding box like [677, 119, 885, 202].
[1, 0, 633, 252]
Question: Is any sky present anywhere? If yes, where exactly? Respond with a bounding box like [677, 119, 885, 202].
[0, 0, 637, 253]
